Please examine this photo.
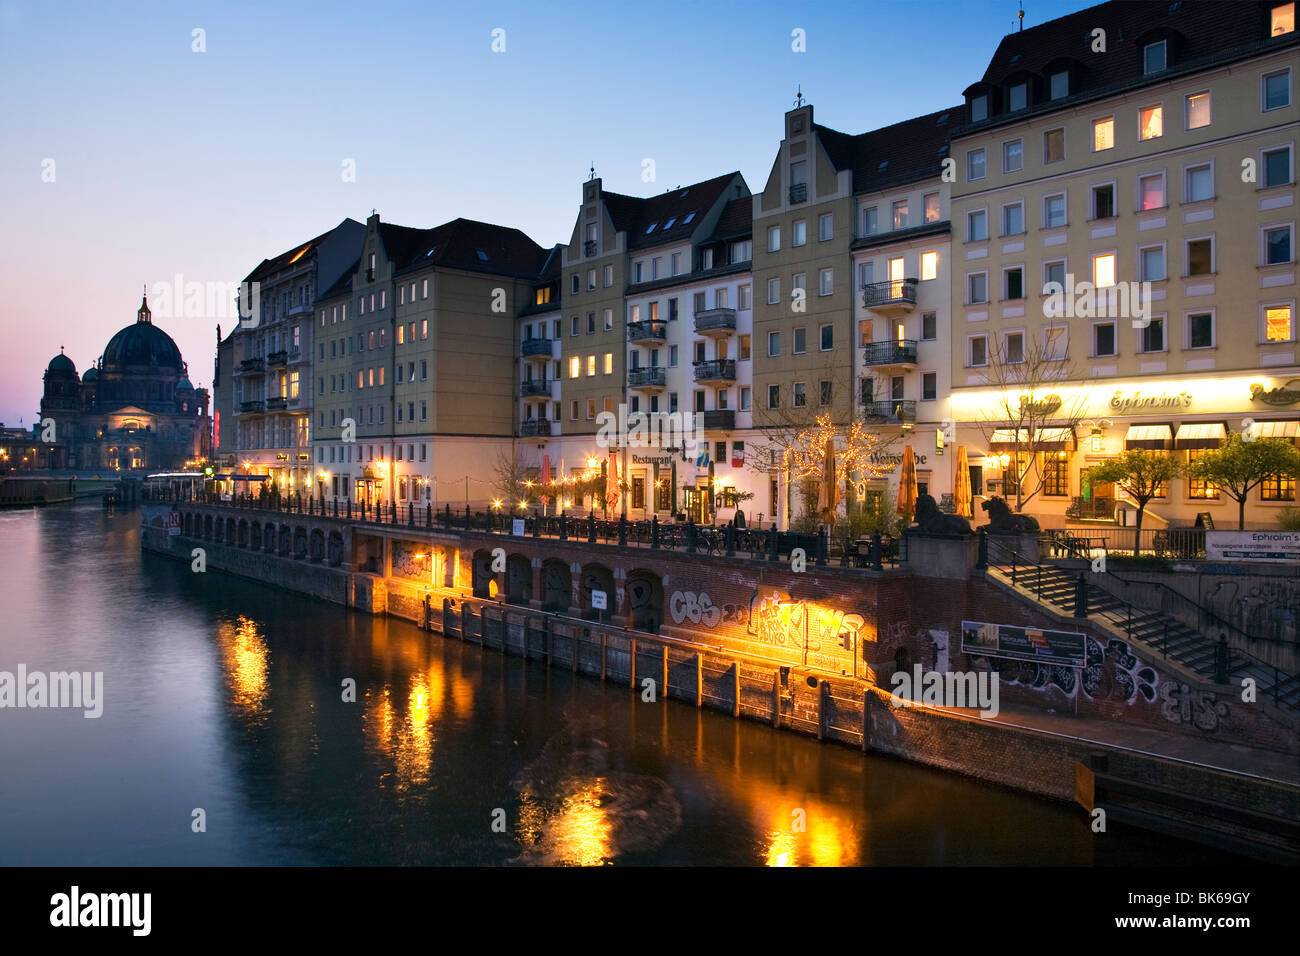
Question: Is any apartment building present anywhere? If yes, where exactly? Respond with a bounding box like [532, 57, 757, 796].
[753, 102, 960, 524]
[230, 218, 364, 490]
[522, 172, 755, 519]
[313, 213, 549, 508]
[947, 0, 1299, 526]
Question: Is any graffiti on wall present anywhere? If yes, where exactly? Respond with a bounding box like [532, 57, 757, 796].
[667, 589, 749, 629]
[1206, 579, 1298, 644]
[1160, 682, 1230, 732]
[745, 589, 867, 655]
[991, 636, 1158, 704]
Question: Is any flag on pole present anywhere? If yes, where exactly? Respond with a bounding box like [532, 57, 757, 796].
[695, 445, 710, 468]
[731, 441, 745, 468]
[606, 451, 621, 511]
[540, 455, 551, 505]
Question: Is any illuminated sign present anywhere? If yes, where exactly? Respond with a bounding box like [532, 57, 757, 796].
[1110, 390, 1192, 413]
[1250, 380, 1300, 406]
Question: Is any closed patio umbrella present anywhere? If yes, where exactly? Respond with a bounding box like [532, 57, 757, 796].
[817, 437, 837, 521]
[897, 445, 918, 526]
[954, 445, 972, 518]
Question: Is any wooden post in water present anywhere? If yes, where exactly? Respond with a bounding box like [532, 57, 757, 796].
[772, 672, 781, 727]
[571, 626, 579, 674]
[544, 617, 551, 667]
[696, 654, 703, 707]
[662, 647, 669, 701]
[629, 639, 637, 689]
[816, 680, 825, 740]
[733, 663, 741, 717]
[861, 690, 870, 753]
[601, 633, 607, 681]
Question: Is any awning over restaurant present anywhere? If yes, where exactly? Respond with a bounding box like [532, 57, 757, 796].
[1255, 420, 1299, 443]
[1036, 427, 1077, 451]
[989, 428, 1031, 448]
[1174, 422, 1227, 450]
[1125, 424, 1172, 450]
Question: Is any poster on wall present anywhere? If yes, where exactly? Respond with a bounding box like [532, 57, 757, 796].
[960, 619, 1086, 667]
[1205, 531, 1300, 563]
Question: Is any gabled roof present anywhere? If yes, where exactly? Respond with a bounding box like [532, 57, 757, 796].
[603, 171, 742, 251]
[816, 106, 963, 194]
[710, 196, 753, 242]
[242, 225, 337, 284]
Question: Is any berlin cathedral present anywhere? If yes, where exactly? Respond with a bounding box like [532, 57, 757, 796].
[39, 293, 210, 472]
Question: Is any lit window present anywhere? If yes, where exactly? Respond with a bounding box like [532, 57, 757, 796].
[1093, 117, 1114, 151]
[603, 352, 613, 374]
[1140, 105, 1163, 140]
[923, 193, 940, 222]
[1186, 92, 1211, 129]
[1272, 3, 1295, 36]
[1265, 305, 1292, 341]
[1043, 128, 1065, 163]
[892, 200, 909, 229]
[569, 357, 580, 378]
[1139, 173, 1165, 210]
[920, 251, 938, 281]
[1093, 253, 1117, 287]
[587, 355, 596, 376]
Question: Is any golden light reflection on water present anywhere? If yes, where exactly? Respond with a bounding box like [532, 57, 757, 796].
[217, 615, 269, 717]
[759, 797, 861, 867]
[365, 669, 442, 791]
[516, 779, 614, 866]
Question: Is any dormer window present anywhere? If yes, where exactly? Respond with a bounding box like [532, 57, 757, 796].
[1049, 70, 1069, 100]
[1143, 40, 1167, 74]
[1272, 3, 1295, 36]
[1008, 82, 1028, 111]
[645, 222, 658, 234]
[682, 212, 696, 224]
[970, 94, 988, 122]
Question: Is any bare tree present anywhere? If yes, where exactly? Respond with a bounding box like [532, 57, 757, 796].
[970, 334, 1090, 512]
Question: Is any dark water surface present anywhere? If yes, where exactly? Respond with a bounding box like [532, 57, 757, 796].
[0, 502, 1230, 865]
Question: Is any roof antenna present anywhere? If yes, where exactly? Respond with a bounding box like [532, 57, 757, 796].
[794, 84, 805, 108]
[588, 162, 596, 181]
[1018, 1, 1024, 31]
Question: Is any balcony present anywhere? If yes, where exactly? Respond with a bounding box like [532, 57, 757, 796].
[700, 409, 735, 430]
[862, 339, 918, 369]
[862, 400, 916, 424]
[584, 239, 598, 257]
[239, 357, 265, 374]
[693, 308, 737, 336]
[862, 279, 918, 315]
[267, 350, 288, 367]
[266, 396, 288, 411]
[240, 400, 266, 414]
[520, 419, 551, 437]
[521, 337, 553, 360]
[520, 379, 552, 397]
[693, 359, 736, 384]
[627, 320, 667, 343]
[627, 367, 666, 390]
[789, 183, 807, 204]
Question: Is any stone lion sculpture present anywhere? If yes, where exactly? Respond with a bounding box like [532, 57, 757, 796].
[981, 496, 1040, 532]
[913, 493, 974, 535]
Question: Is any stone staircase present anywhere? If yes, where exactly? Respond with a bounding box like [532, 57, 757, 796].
[986, 557, 1300, 713]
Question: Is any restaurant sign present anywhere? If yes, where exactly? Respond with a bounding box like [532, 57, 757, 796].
[1250, 380, 1300, 407]
[1109, 390, 1193, 413]
[1206, 531, 1300, 563]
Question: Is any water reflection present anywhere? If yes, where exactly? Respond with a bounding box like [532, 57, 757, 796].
[216, 615, 269, 720]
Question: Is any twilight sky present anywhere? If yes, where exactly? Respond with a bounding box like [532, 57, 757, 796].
[0, 0, 1089, 425]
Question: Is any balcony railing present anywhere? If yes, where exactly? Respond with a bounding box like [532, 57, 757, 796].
[862, 279, 918, 309]
[693, 359, 737, 383]
[862, 339, 918, 366]
[239, 358, 265, 373]
[627, 320, 667, 342]
[584, 239, 598, 257]
[520, 338, 553, 358]
[520, 419, 551, 437]
[693, 308, 737, 334]
[862, 400, 916, 424]
[700, 410, 735, 430]
[267, 351, 288, 367]
[789, 183, 807, 204]
[266, 396, 288, 411]
[520, 379, 552, 397]
[627, 367, 666, 388]
[240, 400, 266, 414]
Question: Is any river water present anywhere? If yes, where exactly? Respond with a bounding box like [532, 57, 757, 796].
[0, 501, 1227, 865]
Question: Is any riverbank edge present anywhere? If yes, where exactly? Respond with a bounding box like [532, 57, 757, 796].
[141, 523, 1298, 861]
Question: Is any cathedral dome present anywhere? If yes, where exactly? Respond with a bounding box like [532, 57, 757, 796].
[101, 293, 184, 372]
[46, 352, 77, 376]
